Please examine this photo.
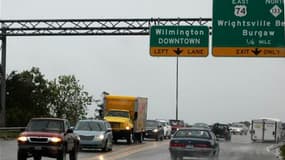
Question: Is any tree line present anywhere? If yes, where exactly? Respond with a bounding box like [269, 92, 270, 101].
[5, 67, 93, 126]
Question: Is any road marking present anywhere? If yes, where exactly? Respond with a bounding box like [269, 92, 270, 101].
[81, 141, 168, 160]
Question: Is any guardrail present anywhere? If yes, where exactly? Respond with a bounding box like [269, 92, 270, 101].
[0, 127, 25, 131]
[0, 127, 25, 139]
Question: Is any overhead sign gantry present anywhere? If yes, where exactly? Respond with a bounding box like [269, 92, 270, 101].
[0, 18, 211, 127]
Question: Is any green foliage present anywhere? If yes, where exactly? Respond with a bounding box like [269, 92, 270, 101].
[48, 75, 93, 125]
[0, 130, 21, 139]
[6, 67, 93, 126]
[6, 67, 51, 126]
[280, 145, 285, 160]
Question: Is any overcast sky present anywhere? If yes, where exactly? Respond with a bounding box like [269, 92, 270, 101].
[1, 0, 285, 124]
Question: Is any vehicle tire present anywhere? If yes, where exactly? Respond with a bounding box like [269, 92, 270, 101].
[170, 153, 177, 160]
[127, 132, 134, 144]
[102, 140, 109, 152]
[33, 156, 42, 160]
[17, 149, 27, 160]
[113, 138, 118, 144]
[108, 140, 113, 151]
[57, 146, 66, 160]
[138, 133, 143, 143]
[160, 134, 164, 141]
[69, 145, 78, 160]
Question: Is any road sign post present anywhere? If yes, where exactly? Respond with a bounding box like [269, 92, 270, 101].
[212, 0, 285, 57]
[150, 26, 209, 57]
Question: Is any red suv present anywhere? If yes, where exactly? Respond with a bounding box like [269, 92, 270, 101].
[17, 118, 80, 160]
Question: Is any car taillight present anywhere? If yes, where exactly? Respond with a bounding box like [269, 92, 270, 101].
[170, 142, 186, 148]
[194, 144, 210, 148]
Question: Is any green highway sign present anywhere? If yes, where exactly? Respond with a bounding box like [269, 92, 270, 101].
[212, 0, 285, 57]
[150, 26, 209, 57]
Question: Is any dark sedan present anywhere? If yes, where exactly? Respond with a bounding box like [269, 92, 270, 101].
[144, 120, 164, 141]
[169, 127, 219, 160]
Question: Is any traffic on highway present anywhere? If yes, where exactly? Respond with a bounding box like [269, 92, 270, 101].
[0, 122, 282, 160]
[0, 0, 285, 160]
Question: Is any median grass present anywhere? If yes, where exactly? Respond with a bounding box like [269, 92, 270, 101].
[0, 130, 20, 139]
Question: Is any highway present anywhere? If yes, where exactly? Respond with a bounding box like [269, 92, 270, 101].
[0, 134, 279, 160]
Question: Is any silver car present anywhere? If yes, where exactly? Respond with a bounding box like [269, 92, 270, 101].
[74, 119, 113, 151]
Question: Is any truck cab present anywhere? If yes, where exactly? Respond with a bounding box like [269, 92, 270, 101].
[103, 95, 147, 144]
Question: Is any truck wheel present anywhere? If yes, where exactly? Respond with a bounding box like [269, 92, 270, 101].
[160, 134, 164, 141]
[127, 133, 134, 144]
[138, 133, 143, 143]
[17, 149, 27, 160]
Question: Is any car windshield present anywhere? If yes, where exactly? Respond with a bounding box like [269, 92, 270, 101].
[106, 111, 129, 118]
[174, 130, 211, 139]
[75, 121, 105, 131]
[146, 121, 158, 127]
[26, 119, 63, 132]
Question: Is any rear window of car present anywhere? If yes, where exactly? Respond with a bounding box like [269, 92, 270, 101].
[216, 124, 229, 129]
[174, 130, 211, 139]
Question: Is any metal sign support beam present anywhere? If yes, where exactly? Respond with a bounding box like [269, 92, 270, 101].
[0, 28, 6, 127]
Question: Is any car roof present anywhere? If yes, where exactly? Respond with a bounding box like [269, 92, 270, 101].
[156, 119, 168, 122]
[179, 127, 211, 131]
[30, 117, 65, 121]
[77, 119, 106, 123]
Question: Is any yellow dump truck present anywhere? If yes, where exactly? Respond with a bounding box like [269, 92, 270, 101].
[103, 95, 147, 144]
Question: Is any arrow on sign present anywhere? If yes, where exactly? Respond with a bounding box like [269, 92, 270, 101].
[174, 48, 183, 55]
[252, 48, 261, 56]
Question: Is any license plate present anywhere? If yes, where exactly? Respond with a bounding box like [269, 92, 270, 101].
[186, 145, 193, 149]
[35, 146, 42, 150]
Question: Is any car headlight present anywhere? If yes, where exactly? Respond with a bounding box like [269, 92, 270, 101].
[95, 134, 104, 140]
[17, 136, 28, 142]
[153, 129, 158, 132]
[50, 137, 62, 143]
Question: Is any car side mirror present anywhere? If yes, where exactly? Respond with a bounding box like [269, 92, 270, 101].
[67, 127, 74, 134]
[107, 128, 112, 132]
[20, 127, 26, 132]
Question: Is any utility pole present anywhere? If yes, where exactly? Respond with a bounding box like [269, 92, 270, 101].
[175, 56, 179, 121]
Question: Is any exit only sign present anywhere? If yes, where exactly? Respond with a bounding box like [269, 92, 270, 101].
[212, 0, 285, 57]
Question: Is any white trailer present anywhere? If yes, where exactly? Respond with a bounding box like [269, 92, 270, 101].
[250, 118, 283, 143]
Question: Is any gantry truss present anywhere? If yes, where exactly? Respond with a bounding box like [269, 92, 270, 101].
[0, 18, 212, 127]
[0, 18, 212, 36]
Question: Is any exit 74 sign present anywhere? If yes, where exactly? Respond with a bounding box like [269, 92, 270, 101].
[212, 0, 285, 57]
